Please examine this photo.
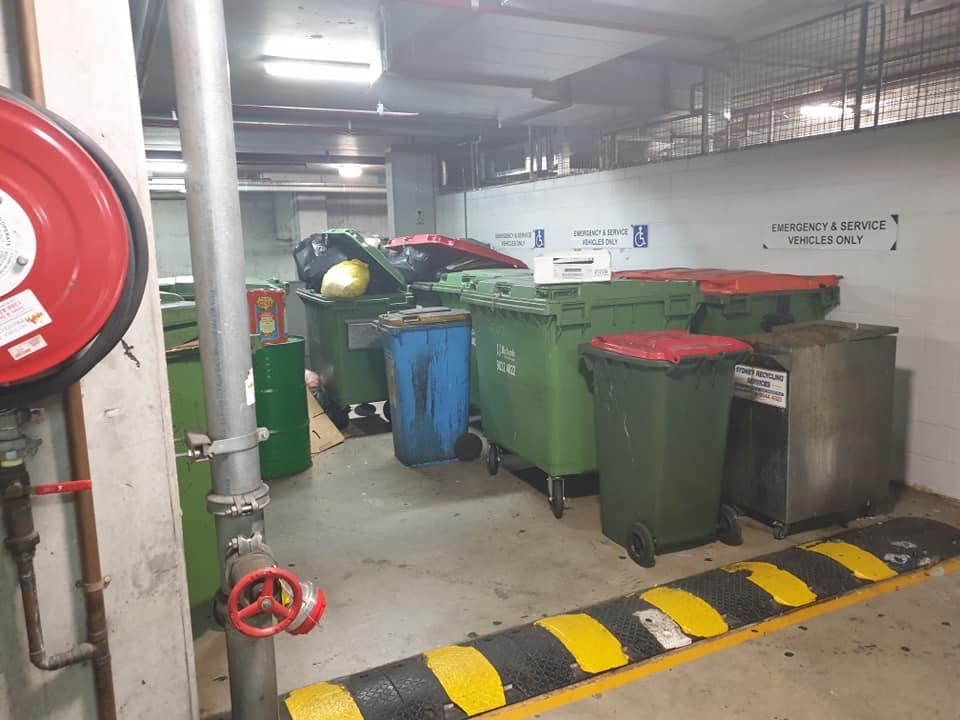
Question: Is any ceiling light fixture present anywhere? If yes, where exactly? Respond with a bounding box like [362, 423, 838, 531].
[145, 158, 187, 175]
[338, 164, 364, 179]
[263, 56, 382, 84]
[799, 104, 851, 120]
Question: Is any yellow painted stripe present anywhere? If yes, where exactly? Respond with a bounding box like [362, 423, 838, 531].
[800, 540, 897, 581]
[479, 557, 960, 720]
[640, 587, 729, 638]
[423, 645, 506, 716]
[284, 682, 363, 720]
[535, 614, 630, 674]
[723, 561, 818, 607]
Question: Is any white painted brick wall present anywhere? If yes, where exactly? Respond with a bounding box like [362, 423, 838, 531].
[438, 117, 960, 499]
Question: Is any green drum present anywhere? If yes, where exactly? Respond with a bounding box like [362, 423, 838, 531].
[255, 336, 311, 480]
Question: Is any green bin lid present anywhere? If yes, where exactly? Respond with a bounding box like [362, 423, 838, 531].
[319, 228, 406, 294]
[466, 275, 698, 304]
[589, 330, 752, 364]
[414, 268, 532, 295]
[379, 306, 471, 327]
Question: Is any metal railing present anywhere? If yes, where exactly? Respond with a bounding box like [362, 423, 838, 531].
[439, 2, 960, 191]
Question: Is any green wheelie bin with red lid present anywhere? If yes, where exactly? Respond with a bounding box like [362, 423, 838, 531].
[581, 330, 752, 567]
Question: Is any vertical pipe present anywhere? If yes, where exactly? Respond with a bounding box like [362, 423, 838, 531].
[840, 70, 848, 132]
[165, 1, 278, 719]
[63, 387, 116, 720]
[700, 69, 710, 155]
[853, 3, 870, 131]
[15, 3, 117, 718]
[874, 5, 886, 128]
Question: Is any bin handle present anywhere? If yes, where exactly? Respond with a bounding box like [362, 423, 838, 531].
[761, 312, 794, 331]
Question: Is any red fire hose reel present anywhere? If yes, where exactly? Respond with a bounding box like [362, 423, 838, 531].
[0, 87, 147, 407]
[227, 566, 327, 639]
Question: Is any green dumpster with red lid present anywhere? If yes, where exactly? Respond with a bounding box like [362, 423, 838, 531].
[614, 268, 841, 335]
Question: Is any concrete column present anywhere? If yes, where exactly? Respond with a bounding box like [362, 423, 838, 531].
[386, 147, 437, 237]
[0, 1, 198, 719]
[293, 195, 329, 240]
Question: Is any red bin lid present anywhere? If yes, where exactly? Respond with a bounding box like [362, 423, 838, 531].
[590, 330, 752, 364]
[613, 268, 840, 295]
[386, 234, 527, 268]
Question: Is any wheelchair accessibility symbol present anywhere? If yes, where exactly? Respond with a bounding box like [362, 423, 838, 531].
[632, 224, 649, 248]
[534, 229, 546, 248]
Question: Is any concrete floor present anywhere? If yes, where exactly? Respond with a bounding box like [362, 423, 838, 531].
[194, 432, 960, 719]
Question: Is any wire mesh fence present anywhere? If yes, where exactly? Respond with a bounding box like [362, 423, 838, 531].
[607, 1, 960, 166]
[438, 2, 960, 191]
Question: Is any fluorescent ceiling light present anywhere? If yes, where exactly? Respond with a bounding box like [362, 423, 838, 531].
[338, 164, 364, 179]
[146, 158, 187, 175]
[263, 57, 381, 84]
[799, 104, 852, 120]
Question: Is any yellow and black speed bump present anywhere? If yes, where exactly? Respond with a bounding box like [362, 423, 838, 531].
[280, 517, 960, 720]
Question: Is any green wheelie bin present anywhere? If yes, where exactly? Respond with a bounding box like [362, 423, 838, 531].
[297, 229, 412, 418]
[462, 277, 701, 518]
[615, 269, 840, 335]
[411, 268, 532, 411]
[581, 330, 752, 567]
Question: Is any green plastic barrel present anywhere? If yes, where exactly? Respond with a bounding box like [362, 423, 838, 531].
[462, 278, 700, 480]
[581, 331, 750, 566]
[165, 346, 219, 609]
[412, 269, 532, 411]
[254, 337, 311, 480]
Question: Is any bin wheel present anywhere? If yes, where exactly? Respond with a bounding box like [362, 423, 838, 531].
[772, 522, 788, 541]
[548, 476, 565, 520]
[485, 444, 501, 476]
[717, 504, 744, 546]
[454, 432, 483, 462]
[382, 401, 391, 422]
[355, 403, 377, 418]
[627, 524, 656, 568]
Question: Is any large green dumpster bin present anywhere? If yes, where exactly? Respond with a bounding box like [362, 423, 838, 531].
[161, 298, 199, 350]
[581, 330, 751, 567]
[462, 277, 701, 518]
[615, 269, 840, 336]
[167, 337, 312, 607]
[412, 269, 532, 411]
[165, 345, 219, 609]
[297, 229, 412, 412]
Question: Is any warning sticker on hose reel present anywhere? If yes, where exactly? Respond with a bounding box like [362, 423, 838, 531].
[733, 365, 788, 408]
[0, 289, 52, 350]
[0, 189, 38, 297]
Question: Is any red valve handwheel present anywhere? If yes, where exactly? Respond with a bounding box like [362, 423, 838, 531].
[227, 567, 304, 639]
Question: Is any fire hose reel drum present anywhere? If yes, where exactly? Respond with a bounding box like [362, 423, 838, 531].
[0, 90, 142, 402]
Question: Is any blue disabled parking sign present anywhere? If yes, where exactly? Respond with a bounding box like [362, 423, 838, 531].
[632, 224, 649, 248]
[534, 228, 546, 248]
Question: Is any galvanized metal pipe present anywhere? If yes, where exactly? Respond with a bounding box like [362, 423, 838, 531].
[165, 1, 278, 718]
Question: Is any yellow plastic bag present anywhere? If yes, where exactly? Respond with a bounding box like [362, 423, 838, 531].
[321, 259, 370, 298]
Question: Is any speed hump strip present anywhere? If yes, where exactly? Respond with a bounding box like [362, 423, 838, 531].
[280, 517, 960, 720]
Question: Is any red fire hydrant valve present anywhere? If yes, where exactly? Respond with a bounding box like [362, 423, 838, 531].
[288, 582, 327, 636]
[227, 566, 304, 639]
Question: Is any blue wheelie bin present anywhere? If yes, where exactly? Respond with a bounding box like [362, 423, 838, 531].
[378, 307, 482, 467]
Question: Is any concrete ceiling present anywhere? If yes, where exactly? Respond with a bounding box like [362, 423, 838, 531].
[134, 0, 848, 157]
